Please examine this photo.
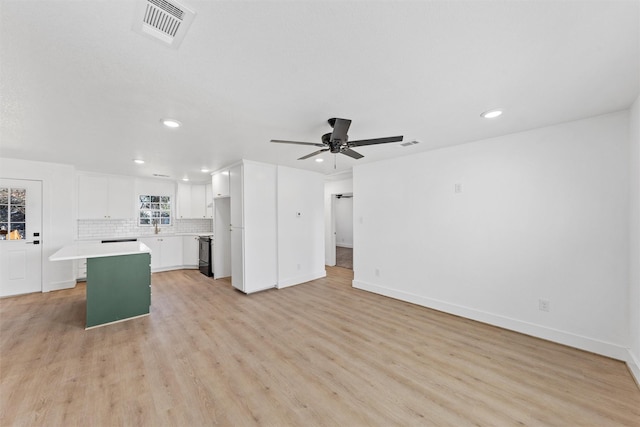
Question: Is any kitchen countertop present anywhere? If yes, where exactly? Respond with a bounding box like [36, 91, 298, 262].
[77, 233, 213, 242]
[50, 241, 151, 261]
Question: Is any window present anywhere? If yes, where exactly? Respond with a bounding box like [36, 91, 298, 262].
[0, 187, 26, 240]
[139, 195, 171, 226]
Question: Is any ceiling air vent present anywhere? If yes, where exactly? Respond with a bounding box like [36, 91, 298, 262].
[400, 140, 421, 147]
[132, 0, 196, 49]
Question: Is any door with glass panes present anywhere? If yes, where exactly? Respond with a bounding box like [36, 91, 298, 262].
[0, 179, 42, 297]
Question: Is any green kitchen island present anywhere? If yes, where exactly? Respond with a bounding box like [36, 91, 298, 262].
[50, 241, 151, 329]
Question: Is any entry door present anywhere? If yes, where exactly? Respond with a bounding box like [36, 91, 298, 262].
[0, 179, 43, 297]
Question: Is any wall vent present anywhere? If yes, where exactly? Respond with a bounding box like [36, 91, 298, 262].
[132, 0, 196, 49]
[400, 140, 421, 147]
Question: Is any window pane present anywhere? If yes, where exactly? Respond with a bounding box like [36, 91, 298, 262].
[0, 188, 7, 204]
[10, 188, 26, 205]
[0, 223, 7, 240]
[10, 223, 25, 240]
[138, 195, 171, 226]
[0, 206, 7, 222]
[10, 206, 25, 222]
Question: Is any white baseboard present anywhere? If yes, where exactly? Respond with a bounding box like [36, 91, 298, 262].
[45, 279, 76, 292]
[336, 243, 353, 248]
[278, 270, 326, 289]
[353, 279, 630, 362]
[627, 349, 640, 388]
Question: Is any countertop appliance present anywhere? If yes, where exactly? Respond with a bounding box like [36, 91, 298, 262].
[199, 236, 213, 277]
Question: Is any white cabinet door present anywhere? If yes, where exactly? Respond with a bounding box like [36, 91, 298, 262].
[190, 185, 206, 218]
[78, 175, 108, 219]
[161, 236, 183, 268]
[230, 227, 244, 291]
[177, 183, 192, 219]
[243, 162, 277, 292]
[182, 235, 199, 267]
[212, 170, 230, 198]
[78, 174, 134, 219]
[107, 176, 134, 219]
[229, 165, 243, 228]
[205, 183, 213, 218]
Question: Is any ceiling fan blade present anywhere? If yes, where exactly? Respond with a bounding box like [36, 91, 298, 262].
[298, 148, 329, 160]
[330, 118, 352, 142]
[271, 139, 326, 147]
[341, 148, 364, 159]
[348, 136, 404, 147]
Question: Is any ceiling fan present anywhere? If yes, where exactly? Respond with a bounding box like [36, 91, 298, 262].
[271, 118, 403, 160]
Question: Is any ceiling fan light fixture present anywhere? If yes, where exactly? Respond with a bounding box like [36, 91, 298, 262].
[315, 158, 324, 163]
[481, 109, 503, 119]
[200, 168, 210, 173]
[133, 159, 145, 164]
[161, 118, 182, 128]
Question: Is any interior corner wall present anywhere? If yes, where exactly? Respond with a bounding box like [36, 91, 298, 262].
[324, 178, 353, 265]
[0, 157, 76, 292]
[353, 111, 630, 360]
[277, 166, 326, 288]
[629, 95, 640, 384]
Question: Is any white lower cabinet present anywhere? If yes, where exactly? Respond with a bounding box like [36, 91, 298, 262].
[139, 236, 183, 272]
[183, 235, 200, 268]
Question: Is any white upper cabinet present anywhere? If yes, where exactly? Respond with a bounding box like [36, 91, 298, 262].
[78, 174, 134, 219]
[177, 183, 192, 218]
[191, 185, 206, 218]
[212, 170, 230, 198]
[177, 183, 208, 219]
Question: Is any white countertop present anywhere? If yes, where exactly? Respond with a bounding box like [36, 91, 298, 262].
[49, 242, 151, 261]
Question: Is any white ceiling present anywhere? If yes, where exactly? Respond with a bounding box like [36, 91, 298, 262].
[1, 0, 638, 183]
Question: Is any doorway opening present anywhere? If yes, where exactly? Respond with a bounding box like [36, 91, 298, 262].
[334, 193, 353, 269]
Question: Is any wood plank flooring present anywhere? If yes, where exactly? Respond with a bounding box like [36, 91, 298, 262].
[1, 267, 639, 426]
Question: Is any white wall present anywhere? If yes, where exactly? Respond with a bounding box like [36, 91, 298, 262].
[277, 166, 326, 288]
[335, 196, 353, 248]
[629, 95, 640, 384]
[0, 158, 76, 292]
[324, 177, 353, 265]
[353, 112, 630, 360]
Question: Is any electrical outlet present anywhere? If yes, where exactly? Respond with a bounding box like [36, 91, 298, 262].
[375, 268, 380, 277]
[539, 299, 550, 312]
[454, 183, 463, 193]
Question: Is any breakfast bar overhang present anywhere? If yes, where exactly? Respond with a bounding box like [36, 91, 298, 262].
[50, 242, 151, 329]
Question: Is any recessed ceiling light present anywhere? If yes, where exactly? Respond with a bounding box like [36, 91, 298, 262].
[182, 177, 189, 182]
[200, 168, 210, 173]
[161, 118, 181, 128]
[481, 109, 503, 119]
[133, 159, 145, 164]
[315, 158, 324, 163]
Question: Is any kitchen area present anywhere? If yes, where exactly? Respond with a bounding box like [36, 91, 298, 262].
[74, 172, 215, 280]
[44, 171, 218, 328]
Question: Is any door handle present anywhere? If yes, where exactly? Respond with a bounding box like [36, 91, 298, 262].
[26, 240, 40, 245]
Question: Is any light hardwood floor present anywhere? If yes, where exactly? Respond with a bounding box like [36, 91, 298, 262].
[1, 267, 639, 426]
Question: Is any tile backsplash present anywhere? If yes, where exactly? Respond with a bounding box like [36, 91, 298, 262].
[77, 218, 213, 240]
